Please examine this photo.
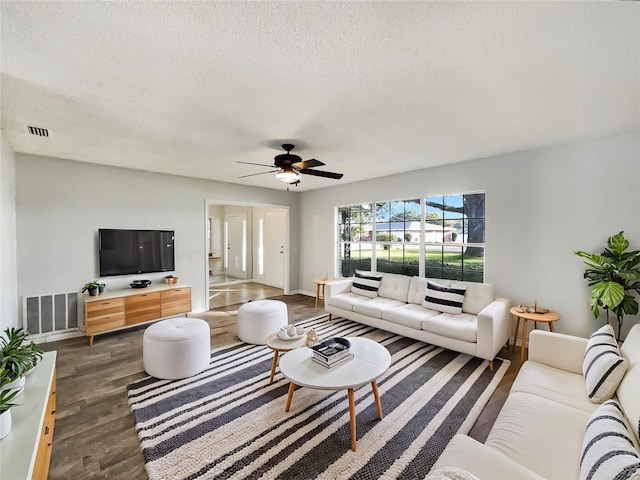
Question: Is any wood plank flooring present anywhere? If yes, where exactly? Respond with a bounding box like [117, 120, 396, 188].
[39, 283, 522, 479]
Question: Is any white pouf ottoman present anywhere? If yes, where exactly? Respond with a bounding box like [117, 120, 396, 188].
[237, 300, 288, 345]
[143, 317, 211, 380]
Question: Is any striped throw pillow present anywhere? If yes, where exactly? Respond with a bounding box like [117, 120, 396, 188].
[351, 270, 382, 298]
[580, 400, 640, 480]
[583, 324, 628, 403]
[423, 281, 466, 315]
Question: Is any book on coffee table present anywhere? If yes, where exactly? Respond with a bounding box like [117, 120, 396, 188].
[310, 337, 352, 368]
[311, 353, 355, 369]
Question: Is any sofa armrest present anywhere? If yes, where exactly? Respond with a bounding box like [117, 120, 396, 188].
[476, 298, 511, 361]
[326, 278, 353, 299]
[528, 329, 587, 374]
[432, 434, 545, 480]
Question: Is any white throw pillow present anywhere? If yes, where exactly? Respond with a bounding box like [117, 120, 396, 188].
[583, 324, 628, 403]
[580, 400, 640, 480]
[351, 270, 382, 298]
[423, 281, 466, 315]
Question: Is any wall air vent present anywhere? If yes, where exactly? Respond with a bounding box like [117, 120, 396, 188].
[25, 125, 50, 137]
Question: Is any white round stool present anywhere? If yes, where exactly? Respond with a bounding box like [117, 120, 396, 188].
[143, 317, 211, 379]
[237, 300, 288, 345]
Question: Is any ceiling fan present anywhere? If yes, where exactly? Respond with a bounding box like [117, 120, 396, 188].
[237, 144, 343, 186]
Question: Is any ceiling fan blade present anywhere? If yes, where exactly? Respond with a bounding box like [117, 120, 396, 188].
[237, 161, 276, 168]
[292, 159, 324, 169]
[238, 169, 280, 178]
[299, 168, 343, 179]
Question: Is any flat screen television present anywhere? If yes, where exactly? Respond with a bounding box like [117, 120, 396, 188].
[99, 229, 175, 277]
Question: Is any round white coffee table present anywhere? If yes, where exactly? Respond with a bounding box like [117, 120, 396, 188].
[279, 337, 391, 452]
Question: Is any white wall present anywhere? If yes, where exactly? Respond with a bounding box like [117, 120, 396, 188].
[0, 132, 18, 330]
[15, 155, 301, 318]
[298, 131, 640, 339]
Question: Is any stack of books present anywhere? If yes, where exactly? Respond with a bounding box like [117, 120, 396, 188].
[310, 338, 354, 369]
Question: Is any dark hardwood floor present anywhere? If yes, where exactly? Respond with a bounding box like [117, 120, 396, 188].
[40, 284, 522, 479]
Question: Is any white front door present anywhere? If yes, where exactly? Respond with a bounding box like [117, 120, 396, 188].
[264, 210, 285, 288]
[225, 213, 247, 279]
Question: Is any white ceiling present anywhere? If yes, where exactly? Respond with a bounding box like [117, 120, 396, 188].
[1, 1, 638, 191]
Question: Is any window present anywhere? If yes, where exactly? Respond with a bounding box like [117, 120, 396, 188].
[375, 199, 420, 276]
[338, 204, 373, 277]
[424, 193, 484, 282]
[336, 193, 485, 281]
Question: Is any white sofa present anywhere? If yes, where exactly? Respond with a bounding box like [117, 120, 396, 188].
[325, 273, 511, 369]
[432, 323, 640, 480]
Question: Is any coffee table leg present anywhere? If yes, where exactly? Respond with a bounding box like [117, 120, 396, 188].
[269, 351, 279, 385]
[348, 388, 357, 452]
[285, 382, 296, 412]
[371, 380, 383, 420]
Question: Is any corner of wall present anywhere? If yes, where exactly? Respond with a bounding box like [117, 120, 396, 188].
[0, 132, 19, 330]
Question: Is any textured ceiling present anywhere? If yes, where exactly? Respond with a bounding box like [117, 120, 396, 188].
[1, 1, 638, 191]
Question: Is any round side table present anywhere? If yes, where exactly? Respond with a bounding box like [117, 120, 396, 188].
[510, 306, 560, 363]
[313, 279, 328, 311]
[265, 332, 306, 385]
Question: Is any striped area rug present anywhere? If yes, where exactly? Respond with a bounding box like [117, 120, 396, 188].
[127, 316, 509, 480]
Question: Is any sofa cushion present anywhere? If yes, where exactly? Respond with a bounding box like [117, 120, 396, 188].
[421, 312, 478, 343]
[452, 281, 494, 315]
[351, 270, 382, 298]
[510, 361, 599, 414]
[328, 292, 370, 311]
[408, 276, 428, 304]
[583, 324, 628, 403]
[580, 400, 640, 480]
[618, 324, 640, 446]
[434, 434, 546, 480]
[377, 273, 411, 302]
[381, 303, 440, 329]
[423, 281, 466, 315]
[486, 391, 591, 480]
[353, 296, 407, 319]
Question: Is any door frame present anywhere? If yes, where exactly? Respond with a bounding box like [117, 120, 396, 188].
[204, 199, 290, 311]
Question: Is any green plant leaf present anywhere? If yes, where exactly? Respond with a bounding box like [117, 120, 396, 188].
[608, 231, 629, 255]
[618, 294, 639, 316]
[574, 251, 607, 266]
[618, 271, 640, 281]
[592, 281, 625, 309]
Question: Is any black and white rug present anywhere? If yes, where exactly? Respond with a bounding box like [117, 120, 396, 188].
[127, 316, 509, 480]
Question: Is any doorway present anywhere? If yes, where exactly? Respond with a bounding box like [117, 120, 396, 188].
[205, 201, 288, 310]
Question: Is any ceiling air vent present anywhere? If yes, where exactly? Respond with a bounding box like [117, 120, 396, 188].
[24, 125, 50, 137]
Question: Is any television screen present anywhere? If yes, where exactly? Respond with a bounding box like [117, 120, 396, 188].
[99, 229, 175, 277]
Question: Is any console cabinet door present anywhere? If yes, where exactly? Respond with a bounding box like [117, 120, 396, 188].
[85, 298, 126, 334]
[33, 368, 56, 479]
[161, 287, 192, 317]
[125, 292, 161, 325]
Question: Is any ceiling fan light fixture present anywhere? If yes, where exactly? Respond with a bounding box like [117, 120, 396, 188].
[275, 168, 300, 184]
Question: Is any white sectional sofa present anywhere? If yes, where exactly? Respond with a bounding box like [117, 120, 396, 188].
[325, 273, 511, 369]
[432, 324, 640, 480]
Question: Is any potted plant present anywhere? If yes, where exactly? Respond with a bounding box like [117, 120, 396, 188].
[575, 231, 640, 342]
[0, 328, 30, 396]
[0, 368, 21, 440]
[98, 283, 106, 294]
[22, 340, 43, 375]
[82, 281, 101, 296]
[165, 274, 174, 284]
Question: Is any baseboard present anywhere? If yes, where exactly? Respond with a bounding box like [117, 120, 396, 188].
[31, 329, 85, 344]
